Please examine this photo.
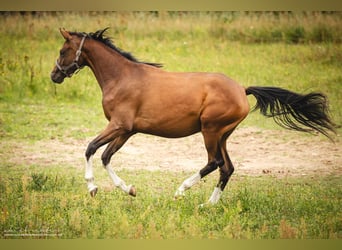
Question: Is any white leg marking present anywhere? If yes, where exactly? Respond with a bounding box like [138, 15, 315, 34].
[105, 164, 132, 194]
[85, 155, 94, 180]
[199, 187, 223, 207]
[85, 155, 98, 193]
[174, 172, 201, 197]
[208, 187, 222, 204]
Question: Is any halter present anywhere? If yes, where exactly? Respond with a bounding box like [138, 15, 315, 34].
[55, 35, 87, 77]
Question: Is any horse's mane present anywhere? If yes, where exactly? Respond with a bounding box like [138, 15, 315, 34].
[70, 28, 162, 68]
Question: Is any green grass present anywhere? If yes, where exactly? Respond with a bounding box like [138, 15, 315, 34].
[0, 100, 105, 140]
[0, 12, 341, 239]
[0, 166, 340, 239]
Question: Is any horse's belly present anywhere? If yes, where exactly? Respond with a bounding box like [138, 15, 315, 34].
[134, 114, 201, 138]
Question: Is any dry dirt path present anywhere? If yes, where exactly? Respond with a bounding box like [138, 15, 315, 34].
[2, 127, 341, 178]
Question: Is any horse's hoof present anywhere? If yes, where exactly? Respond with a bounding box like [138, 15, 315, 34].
[89, 187, 98, 197]
[129, 185, 136, 197]
[174, 190, 185, 200]
[174, 194, 185, 201]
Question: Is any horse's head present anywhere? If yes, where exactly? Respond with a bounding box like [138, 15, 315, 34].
[50, 28, 87, 84]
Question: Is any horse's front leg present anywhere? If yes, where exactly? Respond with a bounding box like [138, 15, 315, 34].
[84, 122, 128, 197]
[101, 133, 136, 196]
[85, 155, 98, 197]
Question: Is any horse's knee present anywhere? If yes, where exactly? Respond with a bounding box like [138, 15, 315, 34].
[101, 151, 111, 167]
[85, 142, 97, 160]
[200, 161, 218, 177]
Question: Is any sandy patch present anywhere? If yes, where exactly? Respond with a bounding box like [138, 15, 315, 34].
[2, 127, 341, 178]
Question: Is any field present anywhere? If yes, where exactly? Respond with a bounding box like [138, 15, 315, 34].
[0, 12, 341, 239]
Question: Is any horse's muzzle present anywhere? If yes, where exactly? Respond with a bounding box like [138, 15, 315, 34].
[50, 69, 65, 84]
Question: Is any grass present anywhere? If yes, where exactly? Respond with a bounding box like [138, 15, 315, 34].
[0, 12, 341, 239]
[0, 100, 105, 140]
[0, 166, 341, 239]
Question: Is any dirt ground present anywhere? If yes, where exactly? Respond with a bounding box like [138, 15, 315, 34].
[3, 127, 341, 178]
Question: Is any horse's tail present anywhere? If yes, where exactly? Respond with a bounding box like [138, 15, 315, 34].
[245, 86, 336, 140]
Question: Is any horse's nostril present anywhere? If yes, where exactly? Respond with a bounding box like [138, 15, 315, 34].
[50, 72, 64, 84]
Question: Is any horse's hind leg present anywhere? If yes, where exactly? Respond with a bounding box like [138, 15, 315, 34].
[174, 133, 223, 198]
[206, 138, 234, 204]
[174, 158, 220, 198]
[200, 125, 238, 205]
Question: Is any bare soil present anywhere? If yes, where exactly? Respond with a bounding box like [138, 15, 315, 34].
[2, 127, 341, 178]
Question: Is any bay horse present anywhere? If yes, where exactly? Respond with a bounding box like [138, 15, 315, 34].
[50, 28, 335, 205]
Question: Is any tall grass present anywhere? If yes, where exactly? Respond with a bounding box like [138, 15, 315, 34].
[1, 12, 341, 43]
[209, 12, 342, 43]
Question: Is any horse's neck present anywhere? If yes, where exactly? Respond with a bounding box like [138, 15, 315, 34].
[85, 42, 128, 91]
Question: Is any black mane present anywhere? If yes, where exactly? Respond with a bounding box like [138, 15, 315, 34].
[70, 28, 162, 68]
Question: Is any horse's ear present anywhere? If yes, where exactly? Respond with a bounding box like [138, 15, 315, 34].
[59, 28, 72, 41]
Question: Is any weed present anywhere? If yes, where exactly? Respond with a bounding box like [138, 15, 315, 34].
[28, 173, 48, 191]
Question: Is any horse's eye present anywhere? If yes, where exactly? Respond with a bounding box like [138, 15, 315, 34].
[59, 50, 65, 56]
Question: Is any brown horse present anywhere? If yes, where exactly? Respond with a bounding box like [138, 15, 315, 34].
[51, 28, 335, 205]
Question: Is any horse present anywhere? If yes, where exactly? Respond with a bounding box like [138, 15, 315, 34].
[50, 28, 336, 205]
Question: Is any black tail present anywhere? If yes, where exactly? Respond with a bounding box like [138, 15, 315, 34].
[245, 86, 336, 140]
